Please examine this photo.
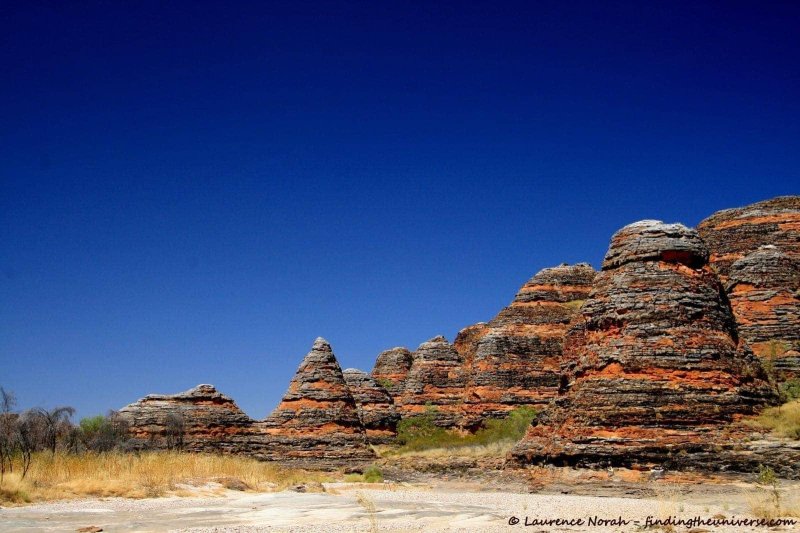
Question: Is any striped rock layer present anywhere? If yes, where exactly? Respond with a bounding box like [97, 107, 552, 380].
[395, 336, 467, 427]
[343, 368, 399, 444]
[370, 347, 413, 396]
[511, 220, 779, 471]
[697, 195, 800, 280]
[258, 338, 374, 466]
[726, 246, 800, 379]
[118, 384, 262, 453]
[457, 263, 597, 427]
[698, 197, 800, 379]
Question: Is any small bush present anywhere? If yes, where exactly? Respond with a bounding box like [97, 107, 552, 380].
[78, 412, 130, 452]
[781, 380, 800, 401]
[375, 378, 395, 390]
[563, 299, 586, 311]
[768, 340, 788, 358]
[757, 465, 778, 487]
[395, 406, 536, 453]
[362, 466, 383, 483]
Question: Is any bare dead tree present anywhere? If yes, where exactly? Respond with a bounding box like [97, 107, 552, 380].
[164, 412, 185, 450]
[16, 410, 42, 479]
[30, 406, 76, 455]
[0, 387, 17, 484]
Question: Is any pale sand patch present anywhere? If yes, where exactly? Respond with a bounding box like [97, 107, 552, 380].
[1, 482, 797, 532]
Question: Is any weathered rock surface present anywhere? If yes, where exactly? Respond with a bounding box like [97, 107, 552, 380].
[118, 384, 261, 453]
[258, 338, 374, 467]
[458, 263, 597, 427]
[697, 196, 800, 280]
[396, 336, 466, 427]
[371, 347, 413, 396]
[342, 368, 399, 444]
[511, 220, 781, 473]
[725, 245, 800, 379]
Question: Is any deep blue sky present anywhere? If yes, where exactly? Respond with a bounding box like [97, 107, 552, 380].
[1, 1, 798, 419]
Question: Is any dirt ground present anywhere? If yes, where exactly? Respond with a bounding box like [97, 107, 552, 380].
[2, 468, 799, 532]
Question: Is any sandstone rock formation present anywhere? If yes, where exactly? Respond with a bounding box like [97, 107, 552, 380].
[458, 263, 597, 427]
[343, 368, 399, 444]
[371, 347, 414, 396]
[726, 246, 800, 379]
[697, 196, 800, 280]
[259, 338, 374, 466]
[396, 336, 466, 427]
[511, 220, 780, 472]
[118, 384, 260, 453]
[698, 197, 800, 379]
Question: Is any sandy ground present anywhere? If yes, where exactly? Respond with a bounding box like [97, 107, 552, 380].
[2, 478, 799, 532]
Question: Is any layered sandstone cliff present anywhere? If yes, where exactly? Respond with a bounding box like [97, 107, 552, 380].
[371, 347, 414, 396]
[343, 368, 399, 444]
[118, 384, 261, 453]
[117, 196, 799, 474]
[698, 197, 800, 379]
[697, 195, 800, 279]
[725, 246, 800, 379]
[395, 336, 467, 427]
[457, 263, 597, 427]
[510, 220, 781, 472]
[258, 338, 374, 466]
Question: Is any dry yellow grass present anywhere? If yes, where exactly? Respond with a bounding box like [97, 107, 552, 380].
[747, 490, 800, 519]
[376, 440, 516, 459]
[747, 400, 800, 439]
[0, 451, 331, 504]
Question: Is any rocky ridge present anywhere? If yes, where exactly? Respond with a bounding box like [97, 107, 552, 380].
[510, 220, 782, 472]
[725, 245, 800, 379]
[258, 338, 374, 466]
[697, 196, 800, 280]
[395, 336, 467, 427]
[458, 263, 596, 427]
[119, 196, 799, 474]
[370, 347, 414, 396]
[342, 368, 399, 444]
[698, 196, 800, 379]
[118, 384, 261, 453]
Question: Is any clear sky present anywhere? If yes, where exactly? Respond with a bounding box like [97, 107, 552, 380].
[1, 1, 798, 419]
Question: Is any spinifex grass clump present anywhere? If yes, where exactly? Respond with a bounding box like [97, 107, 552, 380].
[393, 406, 536, 453]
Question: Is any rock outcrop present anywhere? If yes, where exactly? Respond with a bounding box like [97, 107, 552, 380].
[726, 246, 800, 379]
[343, 368, 399, 444]
[698, 197, 800, 380]
[458, 263, 597, 427]
[511, 220, 780, 472]
[259, 338, 374, 467]
[118, 384, 260, 453]
[697, 196, 800, 280]
[396, 336, 466, 427]
[117, 196, 799, 475]
[371, 347, 414, 396]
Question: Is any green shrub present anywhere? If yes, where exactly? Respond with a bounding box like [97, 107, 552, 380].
[79, 415, 106, 435]
[77, 412, 129, 452]
[395, 406, 537, 452]
[363, 466, 383, 483]
[375, 378, 395, 390]
[781, 380, 800, 401]
[343, 465, 384, 483]
[757, 464, 778, 487]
